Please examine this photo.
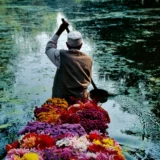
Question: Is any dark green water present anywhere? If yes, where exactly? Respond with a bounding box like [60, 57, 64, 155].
[0, 0, 160, 159]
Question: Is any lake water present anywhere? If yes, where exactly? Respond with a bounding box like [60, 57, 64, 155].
[0, 0, 160, 159]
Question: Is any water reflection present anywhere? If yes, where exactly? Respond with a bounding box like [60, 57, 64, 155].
[0, 2, 58, 157]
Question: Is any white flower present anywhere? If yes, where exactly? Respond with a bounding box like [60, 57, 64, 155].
[86, 152, 97, 159]
[56, 135, 90, 151]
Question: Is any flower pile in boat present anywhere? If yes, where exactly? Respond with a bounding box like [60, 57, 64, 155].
[5, 97, 125, 160]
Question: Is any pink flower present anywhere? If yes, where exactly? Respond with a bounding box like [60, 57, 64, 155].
[6, 148, 29, 160]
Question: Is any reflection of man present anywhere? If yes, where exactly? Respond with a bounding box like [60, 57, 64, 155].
[45, 19, 92, 100]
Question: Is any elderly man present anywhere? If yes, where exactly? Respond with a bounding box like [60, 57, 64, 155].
[45, 20, 92, 100]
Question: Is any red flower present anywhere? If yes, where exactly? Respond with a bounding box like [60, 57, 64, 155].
[88, 144, 106, 152]
[59, 111, 80, 124]
[88, 133, 100, 141]
[21, 133, 55, 150]
[114, 155, 126, 160]
[6, 140, 19, 152]
[88, 144, 118, 156]
[36, 134, 56, 150]
[68, 106, 81, 114]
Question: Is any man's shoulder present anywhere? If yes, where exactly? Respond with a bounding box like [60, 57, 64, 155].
[79, 51, 92, 62]
[82, 52, 92, 60]
[60, 49, 68, 53]
[60, 49, 92, 60]
[59, 49, 69, 55]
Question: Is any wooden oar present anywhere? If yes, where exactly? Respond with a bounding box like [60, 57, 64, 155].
[62, 18, 109, 103]
[90, 79, 109, 103]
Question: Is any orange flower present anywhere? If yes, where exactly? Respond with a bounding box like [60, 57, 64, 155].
[20, 134, 36, 149]
[36, 110, 60, 123]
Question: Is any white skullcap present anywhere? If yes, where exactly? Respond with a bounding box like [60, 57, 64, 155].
[67, 31, 82, 47]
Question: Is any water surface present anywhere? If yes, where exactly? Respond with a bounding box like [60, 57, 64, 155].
[0, 0, 160, 159]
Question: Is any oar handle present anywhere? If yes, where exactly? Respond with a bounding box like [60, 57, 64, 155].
[91, 79, 98, 90]
[62, 18, 70, 33]
[61, 18, 97, 90]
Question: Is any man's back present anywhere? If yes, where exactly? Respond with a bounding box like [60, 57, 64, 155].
[52, 49, 92, 99]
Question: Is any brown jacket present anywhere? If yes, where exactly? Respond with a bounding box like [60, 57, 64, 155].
[52, 49, 92, 99]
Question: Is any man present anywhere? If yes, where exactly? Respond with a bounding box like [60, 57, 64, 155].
[45, 19, 92, 100]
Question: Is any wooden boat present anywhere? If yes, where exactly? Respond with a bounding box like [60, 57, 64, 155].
[5, 97, 126, 160]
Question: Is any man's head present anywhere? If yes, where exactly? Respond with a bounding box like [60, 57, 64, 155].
[66, 31, 83, 50]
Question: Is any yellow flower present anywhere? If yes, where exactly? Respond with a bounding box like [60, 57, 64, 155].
[93, 138, 118, 150]
[22, 152, 40, 160]
[14, 155, 21, 160]
[93, 139, 102, 145]
[93, 138, 125, 160]
[103, 138, 114, 146]
[103, 138, 125, 156]
[45, 98, 68, 108]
